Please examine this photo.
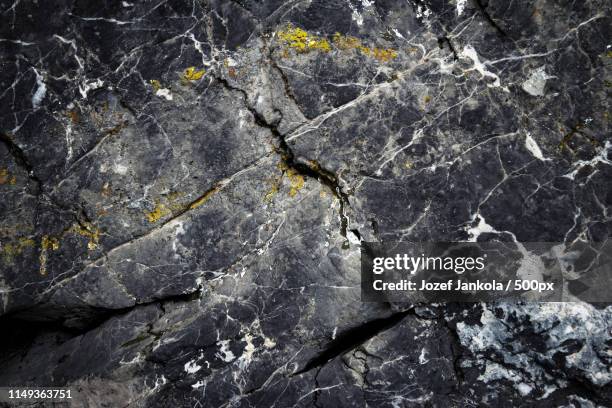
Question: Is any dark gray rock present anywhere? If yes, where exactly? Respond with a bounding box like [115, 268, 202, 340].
[0, 0, 610, 407]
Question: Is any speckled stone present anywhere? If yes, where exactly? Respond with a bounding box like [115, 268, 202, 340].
[0, 1, 610, 407]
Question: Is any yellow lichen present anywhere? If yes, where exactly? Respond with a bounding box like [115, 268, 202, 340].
[362, 47, 398, 62]
[308, 38, 331, 52]
[39, 254, 47, 274]
[39, 235, 60, 275]
[332, 32, 398, 62]
[263, 179, 281, 202]
[145, 203, 171, 223]
[332, 33, 361, 49]
[1, 237, 35, 263]
[69, 222, 101, 250]
[189, 186, 219, 210]
[145, 191, 191, 223]
[167, 191, 181, 200]
[277, 161, 289, 171]
[0, 168, 11, 185]
[277, 25, 308, 50]
[150, 79, 162, 91]
[286, 168, 305, 197]
[183, 67, 206, 81]
[277, 25, 331, 53]
[42, 235, 60, 251]
[271, 161, 306, 198]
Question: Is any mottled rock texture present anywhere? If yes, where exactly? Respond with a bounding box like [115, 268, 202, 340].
[0, 0, 611, 407]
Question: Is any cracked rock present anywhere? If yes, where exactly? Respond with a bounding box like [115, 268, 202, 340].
[0, 0, 610, 407]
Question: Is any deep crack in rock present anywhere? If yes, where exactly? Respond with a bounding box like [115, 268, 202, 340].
[292, 309, 415, 376]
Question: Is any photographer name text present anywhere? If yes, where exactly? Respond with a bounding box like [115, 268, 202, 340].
[372, 279, 555, 293]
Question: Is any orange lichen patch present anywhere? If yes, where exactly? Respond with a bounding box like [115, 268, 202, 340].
[1, 237, 35, 263]
[69, 222, 101, 250]
[145, 203, 171, 223]
[67, 109, 79, 124]
[286, 168, 305, 197]
[183, 67, 206, 81]
[39, 235, 60, 275]
[104, 121, 128, 137]
[277, 25, 331, 53]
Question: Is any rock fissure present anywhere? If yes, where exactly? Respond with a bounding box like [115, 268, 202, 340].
[0, 132, 41, 193]
[214, 74, 352, 241]
[292, 309, 416, 376]
[473, 0, 508, 38]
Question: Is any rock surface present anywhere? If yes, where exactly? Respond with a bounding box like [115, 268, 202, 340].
[0, 0, 610, 407]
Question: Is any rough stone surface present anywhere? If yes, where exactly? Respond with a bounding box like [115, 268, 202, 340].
[0, 0, 610, 407]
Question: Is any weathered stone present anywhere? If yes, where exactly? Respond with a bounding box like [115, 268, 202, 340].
[0, 0, 610, 407]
